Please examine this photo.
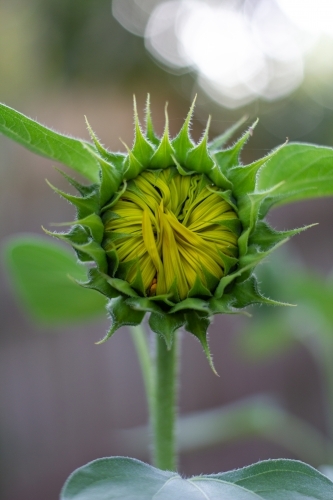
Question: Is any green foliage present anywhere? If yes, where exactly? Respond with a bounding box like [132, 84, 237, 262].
[3, 235, 106, 325]
[258, 143, 333, 207]
[2, 100, 333, 362]
[61, 456, 333, 499]
[0, 103, 100, 182]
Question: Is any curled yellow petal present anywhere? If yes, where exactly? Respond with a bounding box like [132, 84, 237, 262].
[103, 167, 239, 300]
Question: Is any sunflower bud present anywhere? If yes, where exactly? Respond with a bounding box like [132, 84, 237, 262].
[103, 167, 239, 301]
[46, 96, 307, 367]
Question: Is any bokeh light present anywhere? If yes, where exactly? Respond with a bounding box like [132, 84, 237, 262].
[113, 0, 333, 108]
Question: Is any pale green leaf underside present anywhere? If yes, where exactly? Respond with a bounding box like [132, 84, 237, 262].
[0, 103, 100, 182]
[3, 235, 106, 325]
[257, 143, 333, 205]
[61, 457, 333, 500]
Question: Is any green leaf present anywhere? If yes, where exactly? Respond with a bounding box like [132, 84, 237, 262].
[184, 311, 217, 374]
[171, 98, 196, 164]
[213, 119, 258, 175]
[101, 296, 145, 342]
[257, 143, 333, 206]
[208, 115, 248, 151]
[0, 103, 100, 182]
[149, 104, 174, 168]
[185, 116, 215, 174]
[61, 456, 333, 499]
[149, 311, 185, 348]
[213, 459, 333, 498]
[3, 235, 106, 325]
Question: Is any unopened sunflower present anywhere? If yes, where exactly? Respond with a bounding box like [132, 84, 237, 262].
[44, 97, 307, 366]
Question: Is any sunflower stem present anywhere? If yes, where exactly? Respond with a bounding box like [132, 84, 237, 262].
[130, 325, 179, 470]
[153, 332, 179, 471]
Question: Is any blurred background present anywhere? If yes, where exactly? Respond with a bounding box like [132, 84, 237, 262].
[1, 0, 333, 499]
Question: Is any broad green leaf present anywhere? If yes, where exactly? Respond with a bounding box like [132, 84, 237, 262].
[212, 459, 333, 498]
[0, 103, 100, 182]
[257, 143, 333, 206]
[3, 235, 106, 325]
[61, 456, 333, 499]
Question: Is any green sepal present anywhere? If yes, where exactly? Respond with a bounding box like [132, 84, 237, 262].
[239, 230, 289, 268]
[228, 160, 265, 199]
[45, 180, 99, 219]
[171, 97, 196, 164]
[213, 119, 259, 175]
[104, 243, 119, 276]
[55, 168, 98, 198]
[208, 163, 233, 190]
[185, 116, 215, 174]
[208, 295, 238, 315]
[248, 221, 316, 252]
[149, 105, 175, 168]
[70, 239, 108, 273]
[212, 188, 238, 212]
[97, 296, 145, 343]
[78, 214, 104, 243]
[219, 252, 239, 275]
[101, 181, 127, 213]
[104, 276, 139, 298]
[237, 182, 285, 235]
[126, 297, 164, 314]
[85, 147, 124, 207]
[129, 264, 146, 296]
[228, 143, 286, 199]
[202, 266, 220, 292]
[81, 268, 118, 299]
[43, 225, 89, 246]
[47, 225, 107, 271]
[231, 275, 294, 309]
[115, 259, 138, 282]
[132, 96, 155, 165]
[99, 158, 124, 207]
[213, 251, 264, 298]
[172, 156, 196, 177]
[184, 312, 217, 375]
[123, 146, 145, 181]
[216, 217, 242, 235]
[149, 311, 185, 349]
[237, 227, 251, 259]
[84, 117, 126, 168]
[208, 115, 248, 151]
[188, 275, 212, 298]
[53, 214, 104, 244]
[166, 278, 181, 304]
[169, 297, 210, 314]
[144, 94, 160, 146]
[238, 247, 276, 274]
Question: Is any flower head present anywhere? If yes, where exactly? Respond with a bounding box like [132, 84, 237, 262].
[103, 167, 239, 301]
[46, 96, 307, 367]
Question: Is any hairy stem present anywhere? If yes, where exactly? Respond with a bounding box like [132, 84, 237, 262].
[130, 325, 179, 470]
[153, 333, 179, 471]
